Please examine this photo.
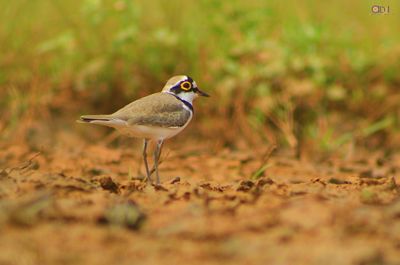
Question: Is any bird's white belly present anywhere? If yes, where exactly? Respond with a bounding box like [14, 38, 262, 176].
[117, 125, 179, 140]
[115, 115, 192, 141]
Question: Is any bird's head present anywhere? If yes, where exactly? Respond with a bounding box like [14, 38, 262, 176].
[162, 75, 209, 104]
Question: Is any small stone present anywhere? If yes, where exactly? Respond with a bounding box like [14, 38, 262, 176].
[98, 201, 146, 230]
[236, 180, 255, 192]
[328, 178, 351, 185]
[170, 177, 180, 184]
[99, 177, 119, 194]
[376, 157, 386, 166]
[256, 177, 274, 188]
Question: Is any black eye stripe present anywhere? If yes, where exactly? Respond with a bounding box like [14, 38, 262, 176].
[170, 77, 196, 94]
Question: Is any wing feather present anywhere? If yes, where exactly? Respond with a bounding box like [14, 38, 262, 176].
[111, 93, 191, 128]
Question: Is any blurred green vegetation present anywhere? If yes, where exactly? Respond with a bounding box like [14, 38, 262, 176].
[1, 0, 399, 154]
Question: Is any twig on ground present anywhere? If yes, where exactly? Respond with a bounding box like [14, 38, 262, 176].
[8, 152, 41, 173]
[250, 145, 277, 180]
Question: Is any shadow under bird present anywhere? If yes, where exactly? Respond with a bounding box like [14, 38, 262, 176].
[78, 75, 209, 184]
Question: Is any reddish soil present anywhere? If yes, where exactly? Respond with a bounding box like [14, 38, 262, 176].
[0, 134, 400, 265]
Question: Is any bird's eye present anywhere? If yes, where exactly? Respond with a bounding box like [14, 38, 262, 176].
[180, 81, 192, 91]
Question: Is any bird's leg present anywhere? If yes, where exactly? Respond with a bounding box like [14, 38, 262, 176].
[153, 139, 164, 185]
[142, 139, 152, 184]
[149, 142, 163, 176]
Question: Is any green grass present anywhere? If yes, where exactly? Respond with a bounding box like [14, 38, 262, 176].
[1, 0, 399, 153]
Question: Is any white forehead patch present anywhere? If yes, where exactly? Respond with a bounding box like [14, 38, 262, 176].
[171, 76, 188, 88]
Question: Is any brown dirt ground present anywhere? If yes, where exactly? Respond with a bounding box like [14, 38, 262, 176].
[0, 132, 400, 265]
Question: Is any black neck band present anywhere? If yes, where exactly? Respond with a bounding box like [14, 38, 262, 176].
[169, 93, 194, 112]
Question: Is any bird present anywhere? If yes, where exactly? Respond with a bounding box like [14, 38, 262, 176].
[78, 75, 209, 185]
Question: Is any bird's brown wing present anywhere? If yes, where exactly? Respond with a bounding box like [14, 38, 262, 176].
[110, 93, 191, 128]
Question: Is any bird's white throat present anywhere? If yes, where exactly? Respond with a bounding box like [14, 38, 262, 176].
[165, 91, 198, 105]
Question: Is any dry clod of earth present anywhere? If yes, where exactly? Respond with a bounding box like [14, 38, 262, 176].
[98, 176, 119, 194]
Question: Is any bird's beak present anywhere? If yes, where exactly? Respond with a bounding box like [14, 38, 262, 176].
[196, 88, 210, 97]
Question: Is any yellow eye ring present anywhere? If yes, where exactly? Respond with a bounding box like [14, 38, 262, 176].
[180, 81, 192, 91]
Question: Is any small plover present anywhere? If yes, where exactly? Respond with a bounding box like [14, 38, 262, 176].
[79, 75, 209, 184]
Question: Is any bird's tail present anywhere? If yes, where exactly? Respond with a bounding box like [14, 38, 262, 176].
[78, 114, 112, 123]
[77, 114, 126, 127]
